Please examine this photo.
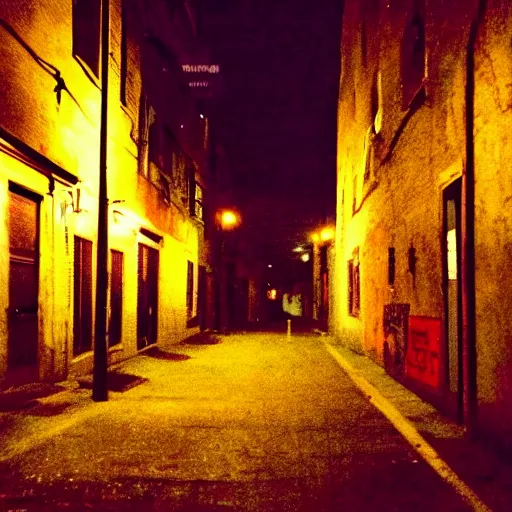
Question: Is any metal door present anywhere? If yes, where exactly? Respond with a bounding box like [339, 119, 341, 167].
[7, 185, 40, 384]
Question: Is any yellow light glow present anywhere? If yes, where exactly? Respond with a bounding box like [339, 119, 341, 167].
[311, 233, 320, 243]
[220, 210, 239, 229]
[301, 253, 310, 262]
[267, 288, 277, 300]
[320, 227, 335, 241]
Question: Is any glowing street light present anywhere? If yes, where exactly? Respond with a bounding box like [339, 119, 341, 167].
[301, 253, 310, 262]
[220, 209, 240, 230]
[320, 227, 334, 242]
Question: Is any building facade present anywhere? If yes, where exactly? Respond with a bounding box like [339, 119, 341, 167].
[0, 0, 218, 387]
[333, 0, 512, 448]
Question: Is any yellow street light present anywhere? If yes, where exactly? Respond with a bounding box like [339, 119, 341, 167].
[219, 209, 240, 230]
[320, 227, 334, 242]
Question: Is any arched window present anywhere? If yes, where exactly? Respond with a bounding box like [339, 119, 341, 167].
[400, 14, 425, 109]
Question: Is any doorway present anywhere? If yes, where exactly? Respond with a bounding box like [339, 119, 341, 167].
[198, 265, 207, 331]
[7, 184, 41, 385]
[443, 178, 463, 421]
[137, 244, 159, 349]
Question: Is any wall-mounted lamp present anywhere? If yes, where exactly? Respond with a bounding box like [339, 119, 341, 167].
[310, 225, 335, 244]
[320, 227, 334, 242]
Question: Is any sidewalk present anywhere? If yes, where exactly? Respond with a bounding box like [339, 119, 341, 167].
[327, 339, 512, 511]
[0, 333, 511, 510]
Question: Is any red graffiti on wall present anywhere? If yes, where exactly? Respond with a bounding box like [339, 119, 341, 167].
[405, 316, 441, 388]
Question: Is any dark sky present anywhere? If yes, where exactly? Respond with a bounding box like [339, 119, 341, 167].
[200, 0, 342, 264]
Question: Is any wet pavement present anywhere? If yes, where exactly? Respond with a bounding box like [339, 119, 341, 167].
[0, 332, 510, 511]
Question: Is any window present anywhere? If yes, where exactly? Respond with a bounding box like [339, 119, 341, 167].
[400, 13, 425, 109]
[109, 250, 123, 346]
[190, 180, 204, 220]
[138, 93, 159, 185]
[348, 250, 360, 317]
[74, 237, 93, 355]
[138, 93, 150, 179]
[186, 260, 194, 320]
[120, 0, 128, 105]
[72, 0, 101, 77]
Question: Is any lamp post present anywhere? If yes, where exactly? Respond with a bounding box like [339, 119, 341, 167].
[214, 209, 240, 332]
[92, 0, 110, 402]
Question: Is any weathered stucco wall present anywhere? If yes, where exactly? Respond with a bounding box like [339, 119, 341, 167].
[336, 0, 512, 447]
[0, 0, 209, 384]
[473, 2, 512, 443]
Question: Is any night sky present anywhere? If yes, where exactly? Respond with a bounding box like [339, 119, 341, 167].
[200, 0, 342, 266]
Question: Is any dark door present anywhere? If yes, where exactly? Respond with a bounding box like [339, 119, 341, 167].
[109, 250, 123, 347]
[74, 237, 93, 356]
[443, 178, 463, 421]
[137, 244, 158, 349]
[198, 265, 207, 331]
[7, 185, 41, 384]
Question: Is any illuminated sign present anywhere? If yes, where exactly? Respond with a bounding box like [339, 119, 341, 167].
[182, 64, 220, 73]
[189, 81, 210, 88]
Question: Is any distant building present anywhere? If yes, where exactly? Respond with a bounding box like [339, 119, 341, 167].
[0, 0, 223, 386]
[333, 0, 512, 449]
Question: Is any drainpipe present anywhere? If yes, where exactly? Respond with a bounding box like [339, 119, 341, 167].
[462, 0, 486, 435]
[92, 0, 110, 402]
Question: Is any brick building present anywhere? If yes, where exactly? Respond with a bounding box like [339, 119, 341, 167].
[0, 0, 222, 386]
[333, 0, 512, 448]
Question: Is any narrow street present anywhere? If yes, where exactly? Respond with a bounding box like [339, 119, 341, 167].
[2, 331, 507, 511]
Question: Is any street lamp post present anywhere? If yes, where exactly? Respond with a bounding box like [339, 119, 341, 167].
[92, 0, 110, 402]
[214, 209, 240, 332]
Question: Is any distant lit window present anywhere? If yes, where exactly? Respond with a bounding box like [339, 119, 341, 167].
[348, 250, 360, 317]
[72, 0, 101, 77]
[400, 13, 426, 109]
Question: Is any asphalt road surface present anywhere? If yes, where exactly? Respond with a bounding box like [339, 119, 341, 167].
[0, 333, 481, 511]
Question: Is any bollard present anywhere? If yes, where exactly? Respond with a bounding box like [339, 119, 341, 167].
[287, 319, 291, 337]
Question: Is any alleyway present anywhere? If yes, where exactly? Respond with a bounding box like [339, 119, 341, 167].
[1, 332, 511, 511]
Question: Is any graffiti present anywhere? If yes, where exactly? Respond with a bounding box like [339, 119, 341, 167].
[383, 304, 410, 378]
[405, 316, 441, 388]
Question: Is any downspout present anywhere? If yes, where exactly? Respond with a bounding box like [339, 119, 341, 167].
[463, 0, 486, 436]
